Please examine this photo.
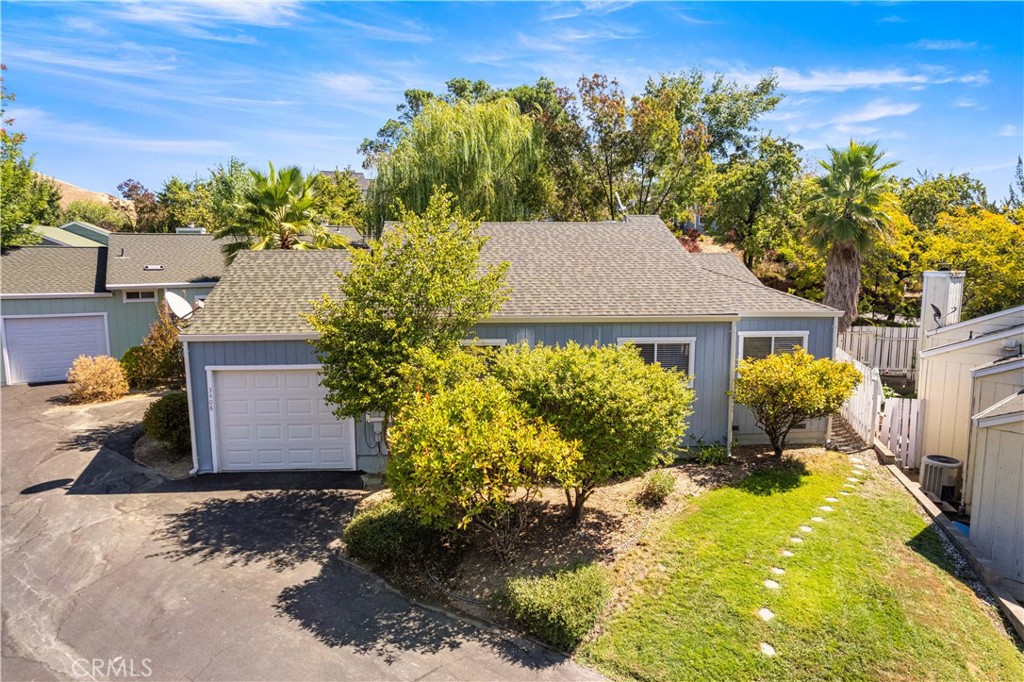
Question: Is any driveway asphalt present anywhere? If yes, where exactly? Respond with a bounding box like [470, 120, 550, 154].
[1, 384, 601, 682]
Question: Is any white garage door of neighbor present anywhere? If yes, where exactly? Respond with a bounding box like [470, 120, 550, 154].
[212, 368, 356, 471]
[3, 314, 109, 384]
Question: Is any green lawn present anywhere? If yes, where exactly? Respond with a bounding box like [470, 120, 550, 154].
[582, 451, 1024, 681]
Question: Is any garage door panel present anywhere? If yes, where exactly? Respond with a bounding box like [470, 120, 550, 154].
[4, 315, 108, 384]
[213, 369, 356, 471]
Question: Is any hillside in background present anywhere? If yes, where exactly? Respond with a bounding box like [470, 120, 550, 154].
[36, 172, 121, 210]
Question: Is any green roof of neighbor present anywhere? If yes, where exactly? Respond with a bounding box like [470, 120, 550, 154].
[35, 225, 106, 247]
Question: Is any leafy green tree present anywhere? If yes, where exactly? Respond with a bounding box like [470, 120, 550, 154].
[117, 178, 168, 232]
[897, 171, 989, 231]
[306, 190, 509, 446]
[491, 341, 694, 523]
[388, 376, 580, 559]
[706, 136, 802, 268]
[367, 98, 549, 232]
[732, 348, 861, 457]
[1005, 156, 1023, 213]
[921, 209, 1024, 318]
[159, 176, 215, 230]
[213, 162, 345, 262]
[806, 141, 899, 333]
[1, 65, 60, 247]
[60, 199, 131, 231]
[311, 168, 366, 228]
[208, 157, 253, 229]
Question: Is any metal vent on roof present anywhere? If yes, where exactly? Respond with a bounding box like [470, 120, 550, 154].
[143, 264, 165, 271]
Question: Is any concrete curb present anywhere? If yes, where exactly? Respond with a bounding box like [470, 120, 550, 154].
[883, 463, 1024, 642]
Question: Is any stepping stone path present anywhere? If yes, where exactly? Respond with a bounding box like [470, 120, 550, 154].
[811, 516, 825, 522]
[771, 567, 785, 575]
[758, 608, 775, 622]
[847, 477, 861, 483]
[764, 579, 780, 589]
[819, 506, 834, 512]
[825, 497, 838, 502]
[799, 525, 813, 532]
[791, 536, 804, 543]
[760, 642, 776, 657]
[843, 483, 856, 488]
[839, 491, 851, 496]
[781, 550, 795, 557]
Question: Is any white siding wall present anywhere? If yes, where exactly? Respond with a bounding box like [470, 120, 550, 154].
[964, 369, 1024, 510]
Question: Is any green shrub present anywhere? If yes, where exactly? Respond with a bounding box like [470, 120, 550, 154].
[492, 341, 694, 523]
[388, 377, 580, 559]
[343, 499, 441, 569]
[694, 443, 729, 466]
[120, 345, 151, 389]
[637, 470, 675, 506]
[142, 392, 191, 455]
[732, 348, 861, 457]
[126, 307, 185, 389]
[504, 564, 610, 651]
[66, 355, 130, 403]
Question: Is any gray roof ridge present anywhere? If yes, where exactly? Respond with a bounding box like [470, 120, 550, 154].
[691, 262, 839, 313]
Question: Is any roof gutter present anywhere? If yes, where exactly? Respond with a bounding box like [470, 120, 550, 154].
[106, 282, 218, 290]
[180, 333, 316, 342]
[920, 326, 1024, 359]
[0, 292, 113, 299]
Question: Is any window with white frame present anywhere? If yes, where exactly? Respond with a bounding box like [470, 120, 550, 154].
[618, 337, 695, 377]
[739, 331, 809, 360]
[123, 290, 157, 303]
[460, 338, 508, 347]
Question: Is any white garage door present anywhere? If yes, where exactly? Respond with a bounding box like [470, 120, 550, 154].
[212, 368, 356, 471]
[2, 315, 109, 384]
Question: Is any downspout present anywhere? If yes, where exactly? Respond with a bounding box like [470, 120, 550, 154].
[826, 314, 839, 445]
[182, 339, 200, 475]
[726, 319, 737, 456]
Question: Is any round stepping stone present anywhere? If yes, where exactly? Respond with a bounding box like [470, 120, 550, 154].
[758, 608, 775, 622]
[843, 483, 856, 488]
[780, 550, 795, 557]
[839, 491, 851, 496]
[764, 579, 780, 589]
[819, 506, 834, 512]
[847, 477, 861, 482]
[791, 536, 804, 543]
[760, 642, 776, 657]
[811, 516, 825, 522]
[770, 567, 785, 575]
[799, 525, 813, 532]
[825, 497, 838, 502]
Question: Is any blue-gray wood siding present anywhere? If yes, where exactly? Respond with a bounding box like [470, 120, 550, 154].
[1, 287, 215, 385]
[733, 316, 838, 442]
[184, 340, 387, 474]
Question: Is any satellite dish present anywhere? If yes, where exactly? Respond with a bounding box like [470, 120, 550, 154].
[164, 291, 195, 320]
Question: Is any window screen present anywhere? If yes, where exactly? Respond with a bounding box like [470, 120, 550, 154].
[655, 343, 690, 373]
[742, 336, 772, 360]
[125, 290, 156, 301]
[774, 336, 804, 354]
[634, 343, 657, 365]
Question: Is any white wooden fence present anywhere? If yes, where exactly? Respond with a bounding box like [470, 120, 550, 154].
[836, 348, 884, 444]
[877, 397, 922, 469]
[839, 325, 919, 380]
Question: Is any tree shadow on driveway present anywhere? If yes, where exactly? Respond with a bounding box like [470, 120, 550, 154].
[152, 489, 361, 571]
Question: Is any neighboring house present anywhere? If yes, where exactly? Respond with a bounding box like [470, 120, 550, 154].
[1, 234, 227, 385]
[319, 169, 371, 198]
[968, 390, 1024, 599]
[35, 221, 110, 247]
[180, 216, 841, 475]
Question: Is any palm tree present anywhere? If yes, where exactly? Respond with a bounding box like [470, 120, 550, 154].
[214, 162, 347, 263]
[807, 141, 899, 333]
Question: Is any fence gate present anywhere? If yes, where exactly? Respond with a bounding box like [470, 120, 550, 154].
[877, 397, 922, 469]
[839, 325, 919, 381]
[835, 348, 883, 445]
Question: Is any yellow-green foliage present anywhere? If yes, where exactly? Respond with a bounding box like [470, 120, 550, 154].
[732, 348, 861, 456]
[142, 392, 191, 454]
[66, 355, 130, 403]
[124, 306, 184, 389]
[343, 499, 441, 569]
[922, 209, 1024, 318]
[505, 564, 611, 651]
[491, 341, 694, 521]
[388, 377, 580, 557]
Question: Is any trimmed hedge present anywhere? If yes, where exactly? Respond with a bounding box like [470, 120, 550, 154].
[504, 563, 610, 651]
[343, 499, 440, 569]
[142, 392, 191, 455]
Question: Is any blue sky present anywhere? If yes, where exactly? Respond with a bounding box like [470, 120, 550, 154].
[3, 1, 1022, 200]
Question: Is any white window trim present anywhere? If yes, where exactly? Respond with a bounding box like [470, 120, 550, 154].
[460, 338, 508, 347]
[737, 330, 809, 359]
[122, 289, 158, 304]
[617, 337, 697, 383]
[193, 294, 208, 304]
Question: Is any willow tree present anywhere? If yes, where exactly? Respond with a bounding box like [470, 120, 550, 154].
[367, 98, 549, 235]
[806, 141, 898, 333]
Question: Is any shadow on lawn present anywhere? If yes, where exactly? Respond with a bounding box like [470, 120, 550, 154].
[727, 457, 810, 496]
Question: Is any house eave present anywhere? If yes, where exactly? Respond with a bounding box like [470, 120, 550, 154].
[181, 333, 315, 343]
[106, 282, 218, 290]
[971, 357, 1024, 378]
[0, 292, 113, 300]
[925, 305, 1024, 338]
[484, 314, 740, 324]
[920, 326, 1024, 359]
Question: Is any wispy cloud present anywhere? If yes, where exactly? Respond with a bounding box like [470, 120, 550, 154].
[330, 18, 432, 43]
[832, 98, 919, 124]
[581, 2, 637, 16]
[998, 124, 1020, 137]
[111, 0, 301, 27]
[315, 73, 405, 105]
[879, 15, 907, 24]
[769, 67, 930, 92]
[914, 39, 978, 51]
[953, 97, 981, 109]
[5, 45, 178, 78]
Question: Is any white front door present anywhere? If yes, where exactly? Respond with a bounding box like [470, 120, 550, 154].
[2, 314, 109, 384]
[211, 368, 356, 471]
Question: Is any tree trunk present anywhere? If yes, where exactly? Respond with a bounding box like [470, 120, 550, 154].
[824, 242, 863, 334]
[568, 487, 590, 526]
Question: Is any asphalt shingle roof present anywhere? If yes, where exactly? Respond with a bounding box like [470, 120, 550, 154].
[183, 216, 837, 337]
[182, 250, 351, 336]
[974, 390, 1024, 421]
[106, 234, 226, 287]
[1, 246, 107, 295]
